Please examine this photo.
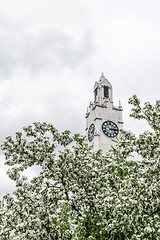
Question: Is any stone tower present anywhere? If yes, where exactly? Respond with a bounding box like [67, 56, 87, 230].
[85, 73, 123, 153]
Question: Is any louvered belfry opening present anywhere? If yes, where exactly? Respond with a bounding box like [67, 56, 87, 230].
[104, 85, 109, 98]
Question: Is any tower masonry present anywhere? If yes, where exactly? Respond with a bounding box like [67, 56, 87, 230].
[85, 73, 123, 153]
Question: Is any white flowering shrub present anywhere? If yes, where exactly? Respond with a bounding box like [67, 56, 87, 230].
[0, 95, 159, 239]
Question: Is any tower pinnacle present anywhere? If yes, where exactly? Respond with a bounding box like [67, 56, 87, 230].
[99, 72, 106, 82]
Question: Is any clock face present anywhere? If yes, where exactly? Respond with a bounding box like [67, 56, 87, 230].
[102, 121, 119, 138]
[88, 124, 95, 142]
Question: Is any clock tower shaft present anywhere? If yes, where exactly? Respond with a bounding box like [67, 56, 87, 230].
[85, 73, 123, 153]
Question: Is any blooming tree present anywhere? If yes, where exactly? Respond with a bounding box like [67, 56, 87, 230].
[0, 95, 159, 239]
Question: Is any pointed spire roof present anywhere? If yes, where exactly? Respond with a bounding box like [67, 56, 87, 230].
[98, 72, 112, 86]
[94, 72, 112, 90]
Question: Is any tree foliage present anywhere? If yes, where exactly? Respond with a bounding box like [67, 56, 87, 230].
[0, 95, 160, 239]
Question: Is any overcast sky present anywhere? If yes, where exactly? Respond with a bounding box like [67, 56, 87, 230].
[0, 0, 160, 196]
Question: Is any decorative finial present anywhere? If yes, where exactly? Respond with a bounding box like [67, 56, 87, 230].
[101, 72, 104, 77]
[118, 100, 122, 109]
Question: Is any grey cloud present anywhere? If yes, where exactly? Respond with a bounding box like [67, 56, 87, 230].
[21, 29, 95, 72]
[0, 34, 17, 77]
[0, 18, 95, 78]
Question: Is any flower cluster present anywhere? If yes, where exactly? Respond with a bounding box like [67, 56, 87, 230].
[0, 96, 159, 239]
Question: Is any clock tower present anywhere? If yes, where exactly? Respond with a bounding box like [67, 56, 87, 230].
[85, 73, 123, 153]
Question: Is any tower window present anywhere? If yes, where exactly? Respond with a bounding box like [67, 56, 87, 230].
[104, 86, 109, 98]
[94, 88, 97, 100]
